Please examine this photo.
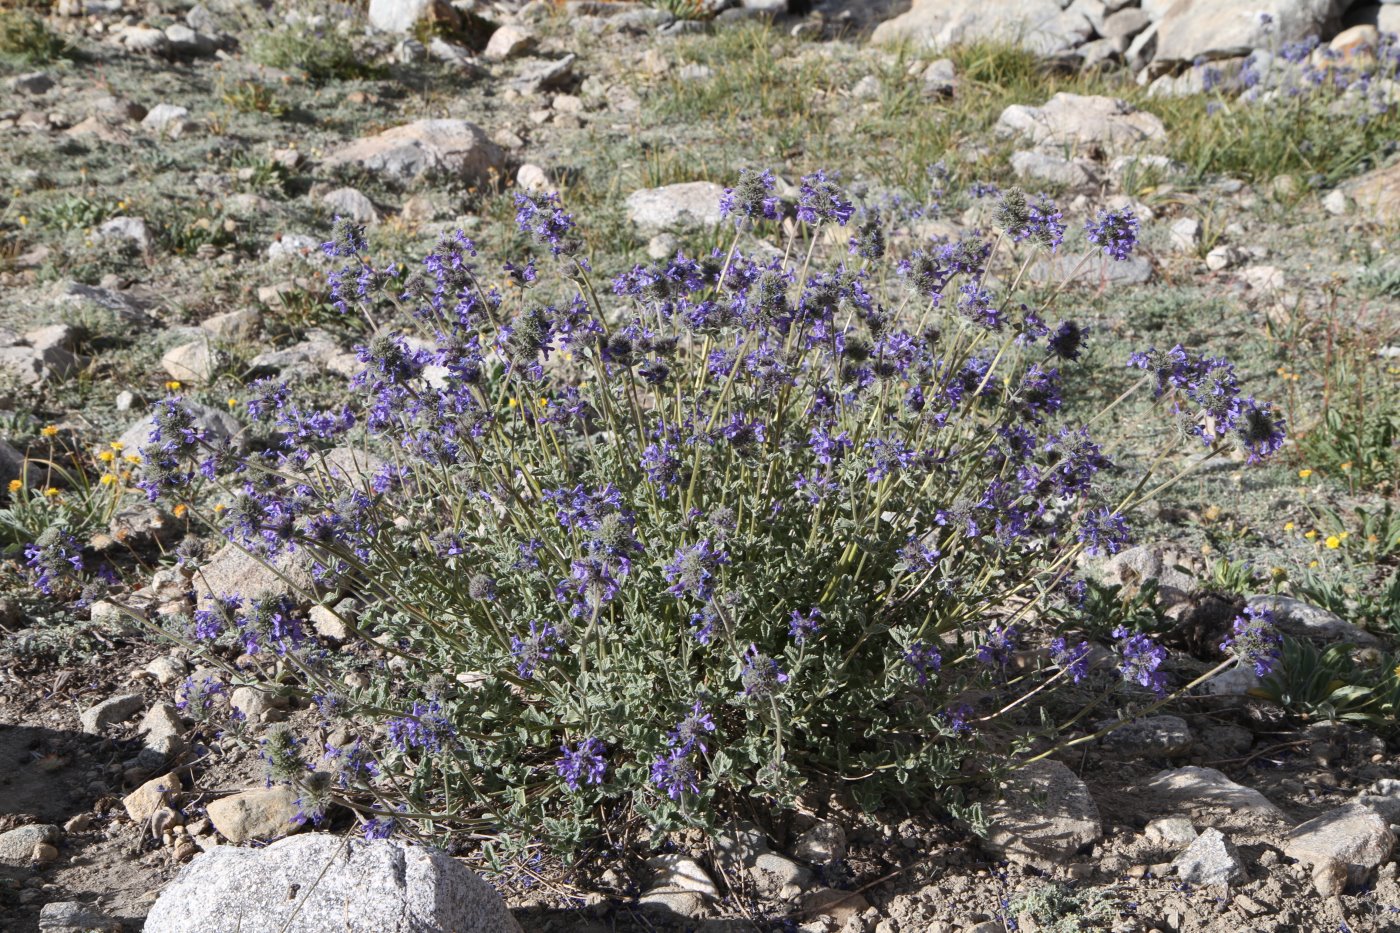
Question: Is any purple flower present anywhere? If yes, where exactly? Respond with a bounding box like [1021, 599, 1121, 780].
[511, 621, 563, 679]
[1049, 637, 1092, 683]
[1084, 208, 1139, 261]
[1129, 344, 1193, 396]
[663, 539, 730, 602]
[24, 531, 84, 595]
[514, 191, 577, 256]
[387, 699, 456, 753]
[689, 607, 718, 645]
[977, 624, 1020, 668]
[1220, 606, 1282, 677]
[788, 608, 822, 645]
[556, 737, 608, 790]
[719, 168, 781, 225]
[650, 748, 700, 801]
[1046, 321, 1087, 361]
[1235, 398, 1286, 463]
[668, 700, 717, 754]
[796, 170, 854, 226]
[362, 815, 396, 840]
[1113, 626, 1168, 695]
[1078, 507, 1130, 556]
[739, 644, 789, 697]
[904, 641, 942, 686]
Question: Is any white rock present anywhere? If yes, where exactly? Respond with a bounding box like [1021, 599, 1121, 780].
[1172, 827, 1247, 884]
[1247, 594, 1380, 645]
[322, 187, 381, 225]
[484, 25, 536, 61]
[141, 103, 190, 134]
[624, 182, 726, 234]
[996, 93, 1167, 153]
[1143, 767, 1288, 824]
[206, 786, 302, 844]
[984, 760, 1102, 868]
[516, 163, 551, 193]
[161, 341, 218, 383]
[1206, 244, 1246, 271]
[267, 234, 321, 263]
[1145, 816, 1198, 849]
[1154, 0, 1349, 65]
[368, 0, 453, 33]
[872, 0, 1092, 55]
[322, 120, 506, 187]
[145, 833, 522, 932]
[1169, 217, 1201, 252]
[1284, 803, 1395, 886]
[1321, 189, 1351, 215]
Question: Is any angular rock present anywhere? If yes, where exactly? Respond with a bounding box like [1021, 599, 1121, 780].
[193, 541, 314, 612]
[984, 760, 1103, 868]
[52, 281, 153, 326]
[1145, 816, 1198, 850]
[794, 820, 847, 865]
[124, 772, 181, 823]
[117, 401, 244, 455]
[10, 72, 55, 95]
[145, 655, 188, 686]
[368, 0, 459, 33]
[202, 308, 262, 342]
[748, 851, 813, 898]
[322, 120, 505, 187]
[872, 0, 1091, 55]
[141, 103, 190, 134]
[139, 703, 187, 760]
[1102, 7, 1151, 39]
[0, 824, 60, 867]
[1030, 252, 1153, 288]
[509, 54, 576, 95]
[38, 901, 122, 932]
[80, 693, 145, 734]
[1284, 804, 1395, 886]
[1172, 827, 1247, 885]
[996, 93, 1167, 153]
[1247, 594, 1380, 646]
[1154, 0, 1349, 65]
[322, 187, 381, 225]
[144, 833, 522, 932]
[646, 854, 720, 900]
[161, 340, 218, 383]
[206, 785, 302, 844]
[1010, 150, 1102, 189]
[1101, 715, 1194, 758]
[1143, 767, 1288, 824]
[484, 25, 536, 61]
[625, 182, 726, 234]
[1169, 217, 1202, 252]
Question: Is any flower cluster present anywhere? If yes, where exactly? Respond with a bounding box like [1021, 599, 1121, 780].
[1220, 606, 1282, 677]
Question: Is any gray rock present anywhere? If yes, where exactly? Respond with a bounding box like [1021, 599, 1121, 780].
[1206, 244, 1246, 271]
[0, 324, 80, 385]
[997, 93, 1167, 153]
[1145, 816, 1198, 850]
[1010, 150, 1102, 189]
[165, 23, 218, 57]
[10, 72, 55, 95]
[1102, 7, 1151, 38]
[1246, 595, 1380, 646]
[322, 187, 381, 226]
[310, 599, 358, 641]
[80, 693, 145, 734]
[1154, 0, 1349, 66]
[1142, 767, 1288, 824]
[509, 54, 577, 95]
[484, 24, 536, 61]
[625, 182, 726, 234]
[1172, 827, 1246, 885]
[851, 75, 883, 100]
[1284, 804, 1395, 887]
[206, 785, 302, 844]
[1341, 160, 1400, 226]
[52, 281, 153, 326]
[193, 541, 314, 612]
[38, 901, 122, 932]
[230, 686, 284, 721]
[1357, 778, 1400, 823]
[161, 340, 218, 384]
[1101, 715, 1194, 758]
[141, 103, 190, 134]
[117, 401, 244, 455]
[748, 851, 813, 898]
[427, 37, 478, 73]
[322, 120, 506, 187]
[872, 0, 1091, 54]
[1169, 217, 1202, 252]
[984, 760, 1103, 868]
[201, 308, 262, 342]
[646, 853, 720, 900]
[0, 825, 60, 867]
[923, 57, 958, 95]
[1079, 36, 1128, 70]
[267, 234, 322, 263]
[144, 833, 522, 932]
[794, 820, 847, 865]
[139, 702, 186, 760]
[368, 0, 455, 32]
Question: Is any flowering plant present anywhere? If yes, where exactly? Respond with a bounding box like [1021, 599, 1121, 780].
[52, 170, 1289, 849]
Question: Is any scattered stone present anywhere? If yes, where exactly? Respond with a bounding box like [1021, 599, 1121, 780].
[230, 686, 284, 721]
[1170, 217, 1202, 252]
[322, 120, 506, 187]
[516, 163, 551, 193]
[1357, 778, 1400, 822]
[139, 703, 186, 760]
[794, 820, 847, 865]
[625, 182, 726, 234]
[123, 25, 170, 55]
[1340, 160, 1400, 225]
[1284, 803, 1395, 887]
[0, 324, 80, 385]
[1321, 189, 1352, 215]
[193, 541, 314, 612]
[1154, 0, 1348, 66]
[80, 693, 145, 734]
[800, 888, 872, 927]
[145, 833, 522, 932]
[1143, 767, 1288, 823]
[37, 900, 122, 932]
[509, 54, 577, 95]
[851, 75, 883, 99]
[0, 825, 60, 867]
[646, 854, 720, 904]
[1206, 244, 1247, 271]
[1311, 856, 1349, 897]
[32, 842, 58, 863]
[141, 103, 191, 135]
[10, 72, 55, 95]
[1011, 149, 1102, 188]
[1247, 594, 1380, 646]
[322, 187, 381, 226]
[872, 0, 1091, 55]
[1145, 816, 1198, 850]
[206, 785, 303, 844]
[1172, 827, 1247, 885]
[124, 773, 181, 824]
[267, 234, 324, 263]
[201, 308, 262, 342]
[485, 25, 536, 61]
[984, 760, 1103, 868]
[310, 599, 358, 641]
[367, 0, 459, 33]
[996, 93, 1167, 153]
[1031, 252, 1153, 287]
[1101, 715, 1194, 758]
[923, 57, 958, 95]
[165, 23, 219, 58]
[161, 340, 218, 384]
[748, 851, 813, 898]
[117, 401, 244, 455]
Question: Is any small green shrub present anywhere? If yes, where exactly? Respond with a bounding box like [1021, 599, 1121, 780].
[249, 17, 384, 86]
[0, 9, 69, 65]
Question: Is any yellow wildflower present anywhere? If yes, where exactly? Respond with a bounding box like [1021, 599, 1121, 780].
[1298, 469, 1312, 479]
[110, 442, 124, 451]
[165, 380, 182, 391]
[99, 474, 116, 486]
[1304, 529, 1317, 539]
[1325, 536, 1341, 549]
[227, 398, 238, 409]
[1284, 521, 1295, 532]
[7, 479, 21, 493]
[123, 454, 142, 464]
[40, 425, 58, 437]
[43, 487, 58, 497]
[173, 503, 188, 518]
[98, 450, 115, 463]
